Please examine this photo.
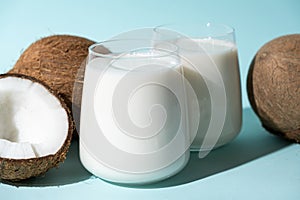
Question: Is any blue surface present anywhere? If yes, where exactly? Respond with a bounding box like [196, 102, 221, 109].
[0, 0, 300, 199]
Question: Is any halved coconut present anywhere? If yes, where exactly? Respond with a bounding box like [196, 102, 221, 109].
[0, 74, 73, 181]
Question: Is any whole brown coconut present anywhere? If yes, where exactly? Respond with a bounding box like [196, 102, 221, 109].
[9, 35, 94, 132]
[247, 34, 300, 143]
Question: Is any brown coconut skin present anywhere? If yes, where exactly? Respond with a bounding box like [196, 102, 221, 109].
[247, 34, 300, 143]
[9, 35, 95, 110]
[0, 74, 73, 181]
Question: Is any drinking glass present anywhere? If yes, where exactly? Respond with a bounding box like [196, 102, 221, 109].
[154, 23, 242, 154]
[79, 38, 193, 184]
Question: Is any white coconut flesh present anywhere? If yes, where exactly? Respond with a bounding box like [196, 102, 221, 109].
[0, 76, 69, 159]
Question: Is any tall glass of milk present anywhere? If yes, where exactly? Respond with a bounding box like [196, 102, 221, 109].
[154, 23, 242, 155]
[79, 39, 194, 184]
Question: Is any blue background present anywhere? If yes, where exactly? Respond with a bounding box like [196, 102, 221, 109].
[1, 0, 300, 108]
[0, 0, 300, 199]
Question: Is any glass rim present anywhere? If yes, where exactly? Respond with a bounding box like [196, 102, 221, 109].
[88, 39, 179, 59]
[154, 22, 235, 38]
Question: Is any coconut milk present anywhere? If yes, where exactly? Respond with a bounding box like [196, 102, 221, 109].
[79, 38, 242, 183]
[80, 50, 191, 184]
[177, 38, 242, 150]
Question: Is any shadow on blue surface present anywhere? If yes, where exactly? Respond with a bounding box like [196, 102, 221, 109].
[1, 108, 291, 187]
[135, 107, 291, 188]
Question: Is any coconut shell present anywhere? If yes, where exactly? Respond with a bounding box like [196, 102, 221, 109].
[0, 74, 73, 181]
[247, 34, 300, 143]
[9, 35, 94, 109]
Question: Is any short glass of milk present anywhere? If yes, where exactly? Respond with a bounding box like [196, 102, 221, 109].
[79, 39, 194, 184]
[154, 23, 242, 153]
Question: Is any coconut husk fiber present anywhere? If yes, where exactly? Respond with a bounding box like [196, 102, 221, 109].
[247, 34, 300, 143]
[9, 35, 95, 133]
[9, 35, 95, 109]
